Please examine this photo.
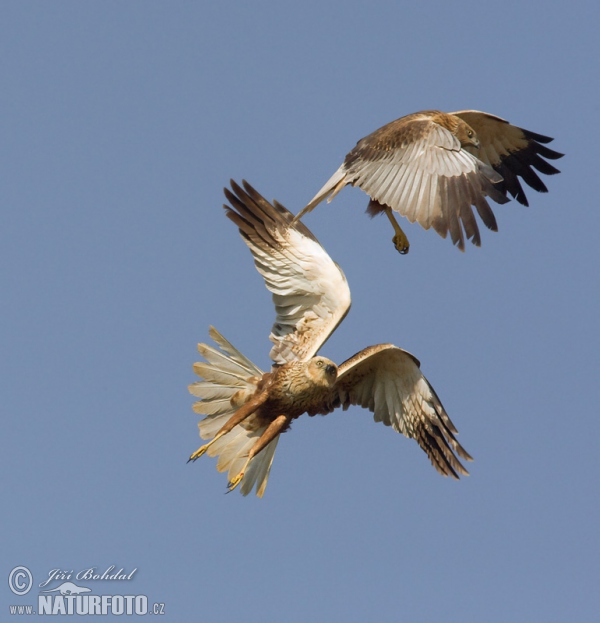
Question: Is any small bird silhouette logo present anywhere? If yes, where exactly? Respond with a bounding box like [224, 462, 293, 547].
[40, 581, 92, 596]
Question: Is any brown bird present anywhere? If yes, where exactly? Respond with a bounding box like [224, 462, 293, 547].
[293, 110, 563, 253]
[188, 180, 472, 496]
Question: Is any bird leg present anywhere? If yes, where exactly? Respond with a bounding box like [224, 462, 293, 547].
[188, 393, 267, 463]
[227, 414, 291, 492]
[384, 206, 410, 254]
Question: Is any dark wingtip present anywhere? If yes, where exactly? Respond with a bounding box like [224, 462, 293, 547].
[521, 128, 555, 144]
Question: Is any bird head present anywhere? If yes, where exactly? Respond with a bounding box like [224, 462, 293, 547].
[307, 357, 338, 387]
[455, 119, 480, 150]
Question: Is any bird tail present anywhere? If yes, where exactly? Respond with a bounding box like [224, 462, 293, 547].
[291, 165, 347, 224]
[188, 327, 280, 497]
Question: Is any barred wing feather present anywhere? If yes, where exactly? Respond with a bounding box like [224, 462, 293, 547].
[324, 344, 473, 479]
[224, 180, 351, 364]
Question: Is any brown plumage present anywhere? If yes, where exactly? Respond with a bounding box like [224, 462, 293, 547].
[238, 357, 339, 431]
[293, 109, 563, 253]
[189, 181, 472, 497]
[189, 352, 338, 497]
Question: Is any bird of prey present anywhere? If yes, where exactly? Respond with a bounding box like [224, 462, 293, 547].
[188, 180, 472, 496]
[293, 109, 563, 254]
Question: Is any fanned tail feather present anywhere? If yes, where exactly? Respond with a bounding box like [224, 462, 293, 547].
[189, 327, 280, 497]
[206, 421, 280, 497]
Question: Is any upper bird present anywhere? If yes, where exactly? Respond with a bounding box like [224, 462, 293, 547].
[188, 180, 472, 497]
[292, 110, 563, 253]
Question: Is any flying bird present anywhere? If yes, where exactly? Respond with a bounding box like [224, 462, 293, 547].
[188, 180, 472, 496]
[293, 110, 563, 253]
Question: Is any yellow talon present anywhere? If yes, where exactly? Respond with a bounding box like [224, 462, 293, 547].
[227, 471, 245, 493]
[227, 456, 252, 492]
[384, 207, 410, 255]
[188, 430, 231, 463]
[392, 232, 410, 255]
[188, 442, 211, 462]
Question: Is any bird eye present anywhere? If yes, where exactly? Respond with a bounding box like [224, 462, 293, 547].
[316, 361, 323, 367]
[467, 130, 473, 138]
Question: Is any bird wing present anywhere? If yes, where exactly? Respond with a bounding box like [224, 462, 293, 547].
[342, 116, 511, 250]
[224, 180, 351, 365]
[451, 110, 563, 206]
[300, 115, 509, 251]
[320, 343, 472, 479]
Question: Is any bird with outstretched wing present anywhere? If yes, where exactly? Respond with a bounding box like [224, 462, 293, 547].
[189, 181, 472, 496]
[293, 110, 562, 254]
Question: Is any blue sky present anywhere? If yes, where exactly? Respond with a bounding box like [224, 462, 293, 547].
[2, 1, 598, 621]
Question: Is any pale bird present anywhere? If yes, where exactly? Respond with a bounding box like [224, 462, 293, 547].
[188, 181, 472, 497]
[293, 110, 563, 253]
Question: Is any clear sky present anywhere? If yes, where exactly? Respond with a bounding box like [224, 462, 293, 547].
[2, 1, 598, 621]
